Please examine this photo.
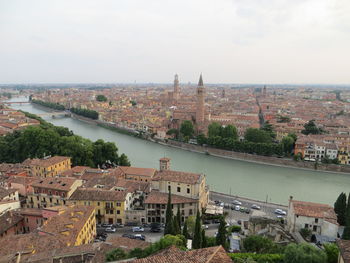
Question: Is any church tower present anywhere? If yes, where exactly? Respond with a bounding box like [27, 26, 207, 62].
[173, 74, 179, 102]
[196, 74, 205, 125]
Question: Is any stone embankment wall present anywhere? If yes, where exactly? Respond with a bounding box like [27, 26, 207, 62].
[165, 140, 350, 174]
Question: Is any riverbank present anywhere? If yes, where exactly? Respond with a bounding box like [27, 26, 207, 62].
[29, 102, 350, 174]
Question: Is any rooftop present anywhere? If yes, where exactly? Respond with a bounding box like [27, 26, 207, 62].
[145, 190, 197, 204]
[129, 245, 232, 263]
[69, 187, 127, 201]
[291, 199, 338, 225]
[337, 239, 350, 263]
[153, 170, 202, 185]
[31, 177, 79, 191]
[22, 156, 70, 168]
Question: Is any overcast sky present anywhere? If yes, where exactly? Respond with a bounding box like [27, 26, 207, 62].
[0, 0, 349, 84]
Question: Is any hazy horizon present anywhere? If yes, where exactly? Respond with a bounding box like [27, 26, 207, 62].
[1, 0, 350, 84]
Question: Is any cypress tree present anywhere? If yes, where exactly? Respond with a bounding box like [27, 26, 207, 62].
[164, 190, 174, 235]
[173, 214, 180, 235]
[177, 205, 182, 229]
[343, 193, 350, 240]
[216, 216, 228, 249]
[334, 192, 347, 225]
[201, 228, 207, 248]
[182, 220, 189, 239]
[192, 210, 202, 249]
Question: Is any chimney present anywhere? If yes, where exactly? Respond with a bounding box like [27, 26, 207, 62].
[159, 158, 170, 171]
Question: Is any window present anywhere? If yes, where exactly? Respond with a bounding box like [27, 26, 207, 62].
[97, 202, 100, 206]
[304, 224, 309, 228]
[189, 209, 193, 215]
[187, 188, 190, 194]
[315, 218, 318, 223]
[313, 225, 317, 231]
[168, 186, 171, 192]
[177, 187, 181, 192]
[117, 210, 120, 214]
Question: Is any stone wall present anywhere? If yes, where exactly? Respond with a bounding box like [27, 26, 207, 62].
[165, 140, 350, 174]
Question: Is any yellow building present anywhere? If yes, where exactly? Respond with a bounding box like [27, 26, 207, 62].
[69, 188, 129, 225]
[27, 177, 82, 209]
[39, 205, 96, 246]
[23, 156, 71, 177]
[338, 146, 349, 165]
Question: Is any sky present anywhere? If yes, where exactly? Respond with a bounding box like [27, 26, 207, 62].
[0, 0, 349, 84]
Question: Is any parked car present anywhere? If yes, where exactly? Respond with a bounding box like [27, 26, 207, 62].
[105, 227, 116, 233]
[134, 234, 146, 241]
[213, 219, 220, 224]
[234, 205, 240, 211]
[203, 220, 211, 224]
[232, 200, 242, 205]
[275, 209, 287, 215]
[122, 234, 134, 238]
[245, 208, 251, 214]
[237, 220, 242, 225]
[202, 224, 209, 229]
[132, 226, 145, 232]
[224, 203, 230, 209]
[101, 223, 113, 228]
[239, 207, 246, 213]
[219, 202, 224, 207]
[251, 204, 261, 210]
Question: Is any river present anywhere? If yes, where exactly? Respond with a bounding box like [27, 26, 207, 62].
[6, 97, 350, 205]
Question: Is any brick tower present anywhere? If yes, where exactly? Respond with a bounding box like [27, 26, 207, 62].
[196, 74, 205, 126]
[173, 74, 179, 102]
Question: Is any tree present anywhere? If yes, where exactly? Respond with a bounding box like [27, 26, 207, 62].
[201, 228, 207, 248]
[282, 136, 295, 154]
[261, 121, 274, 136]
[324, 243, 339, 263]
[96, 94, 107, 102]
[242, 235, 275, 254]
[216, 216, 228, 250]
[166, 128, 179, 139]
[334, 192, 347, 225]
[185, 216, 196, 237]
[299, 228, 312, 240]
[119, 153, 130, 166]
[284, 243, 327, 263]
[196, 133, 207, 145]
[164, 190, 175, 235]
[244, 128, 272, 144]
[180, 120, 194, 138]
[105, 248, 127, 262]
[192, 210, 202, 249]
[302, 120, 324, 135]
[208, 122, 222, 138]
[221, 125, 238, 140]
[182, 220, 189, 239]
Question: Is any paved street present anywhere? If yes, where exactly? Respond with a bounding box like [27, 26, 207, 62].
[99, 226, 163, 243]
[210, 191, 288, 222]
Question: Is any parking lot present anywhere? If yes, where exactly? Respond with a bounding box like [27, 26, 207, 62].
[97, 225, 164, 243]
[95, 192, 288, 244]
[210, 191, 288, 223]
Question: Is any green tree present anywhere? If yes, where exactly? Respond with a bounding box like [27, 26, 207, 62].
[164, 190, 175, 235]
[302, 120, 324, 135]
[284, 243, 327, 263]
[180, 120, 194, 138]
[282, 136, 295, 154]
[216, 216, 228, 250]
[192, 210, 202, 249]
[208, 122, 222, 138]
[221, 125, 238, 140]
[119, 153, 131, 166]
[245, 128, 272, 144]
[128, 248, 144, 259]
[185, 216, 196, 237]
[324, 243, 339, 263]
[96, 94, 107, 102]
[196, 133, 207, 145]
[243, 235, 275, 254]
[105, 248, 127, 262]
[334, 192, 347, 225]
[201, 228, 207, 248]
[182, 220, 189, 239]
[166, 128, 179, 139]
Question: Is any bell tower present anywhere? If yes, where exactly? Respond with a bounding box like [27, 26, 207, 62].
[196, 74, 205, 125]
[173, 74, 179, 102]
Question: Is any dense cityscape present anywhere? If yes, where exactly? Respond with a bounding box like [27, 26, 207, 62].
[1, 0, 350, 262]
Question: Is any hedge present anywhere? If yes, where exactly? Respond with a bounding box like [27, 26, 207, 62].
[229, 253, 284, 263]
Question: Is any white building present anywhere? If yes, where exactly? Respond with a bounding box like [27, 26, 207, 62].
[326, 144, 338, 160]
[287, 197, 338, 238]
[315, 143, 326, 161]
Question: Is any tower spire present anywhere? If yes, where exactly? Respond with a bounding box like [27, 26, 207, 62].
[198, 73, 203, 86]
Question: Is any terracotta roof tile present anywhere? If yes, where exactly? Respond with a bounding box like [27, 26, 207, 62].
[145, 190, 197, 204]
[153, 170, 202, 185]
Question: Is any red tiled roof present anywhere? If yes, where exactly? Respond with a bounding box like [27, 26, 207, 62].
[130, 245, 232, 263]
[291, 200, 338, 225]
[153, 170, 202, 185]
[337, 239, 350, 263]
[145, 190, 197, 204]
